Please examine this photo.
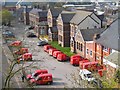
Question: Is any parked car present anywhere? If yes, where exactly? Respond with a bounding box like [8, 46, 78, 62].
[2, 30, 15, 38]
[90, 78, 103, 88]
[29, 74, 53, 85]
[26, 32, 36, 37]
[26, 69, 48, 80]
[37, 41, 48, 46]
[79, 69, 95, 83]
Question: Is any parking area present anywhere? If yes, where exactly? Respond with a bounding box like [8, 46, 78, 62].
[3, 21, 91, 88]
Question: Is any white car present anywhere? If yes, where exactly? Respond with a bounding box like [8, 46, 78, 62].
[79, 69, 95, 82]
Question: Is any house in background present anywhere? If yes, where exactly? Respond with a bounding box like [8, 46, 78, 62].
[47, 8, 63, 41]
[29, 8, 43, 26]
[57, 11, 75, 47]
[94, 16, 120, 78]
[23, 6, 32, 25]
[70, 10, 103, 53]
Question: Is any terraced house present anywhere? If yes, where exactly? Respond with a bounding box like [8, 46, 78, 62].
[70, 10, 103, 53]
[47, 8, 63, 41]
[57, 11, 75, 47]
[94, 17, 120, 78]
[29, 8, 48, 37]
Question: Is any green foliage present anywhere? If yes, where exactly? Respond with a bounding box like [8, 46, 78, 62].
[49, 41, 75, 57]
[1, 9, 13, 26]
[114, 69, 120, 83]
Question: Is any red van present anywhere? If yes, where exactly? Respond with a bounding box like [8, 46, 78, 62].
[53, 51, 62, 58]
[9, 41, 22, 47]
[44, 45, 53, 53]
[57, 53, 69, 61]
[30, 74, 53, 85]
[22, 53, 32, 61]
[70, 54, 82, 66]
[27, 69, 48, 80]
[49, 48, 58, 56]
[79, 59, 89, 69]
[14, 48, 28, 55]
[82, 61, 98, 71]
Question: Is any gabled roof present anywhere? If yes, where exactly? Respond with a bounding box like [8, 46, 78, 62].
[80, 28, 105, 41]
[50, 26, 58, 33]
[70, 10, 93, 25]
[50, 7, 63, 17]
[38, 10, 48, 18]
[29, 8, 42, 15]
[4, 2, 17, 7]
[105, 51, 120, 66]
[61, 13, 75, 23]
[95, 18, 120, 51]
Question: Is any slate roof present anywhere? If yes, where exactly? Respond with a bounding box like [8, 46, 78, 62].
[61, 13, 75, 23]
[70, 10, 93, 25]
[4, 2, 17, 7]
[80, 28, 105, 41]
[50, 26, 58, 33]
[50, 8, 63, 17]
[95, 18, 120, 51]
[38, 10, 48, 18]
[105, 51, 120, 65]
[29, 8, 42, 15]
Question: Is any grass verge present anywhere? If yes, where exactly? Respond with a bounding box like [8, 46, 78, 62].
[49, 41, 75, 57]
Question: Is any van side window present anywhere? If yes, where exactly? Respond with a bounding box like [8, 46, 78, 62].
[38, 77, 42, 80]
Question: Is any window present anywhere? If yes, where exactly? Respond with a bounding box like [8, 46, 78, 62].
[103, 46, 109, 52]
[90, 50, 92, 56]
[71, 41, 74, 47]
[86, 49, 89, 54]
[79, 43, 80, 50]
[80, 44, 83, 52]
[77, 42, 78, 49]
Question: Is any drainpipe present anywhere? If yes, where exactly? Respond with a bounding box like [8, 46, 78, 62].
[101, 45, 103, 65]
[94, 42, 97, 61]
[84, 42, 86, 58]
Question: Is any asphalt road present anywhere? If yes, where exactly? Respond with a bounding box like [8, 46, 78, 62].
[5, 20, 89, 88]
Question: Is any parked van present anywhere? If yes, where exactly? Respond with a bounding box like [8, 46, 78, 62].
[82, 61, 98, 71]
[53, 51, 62, 58]
[70, 54, 82, 66]
[44, 45, 53, 52]
[27, 69, 48, 80]
[30, 74, 53, 85]
[57, 53, 69, 61]
[49, 48, 58, 56]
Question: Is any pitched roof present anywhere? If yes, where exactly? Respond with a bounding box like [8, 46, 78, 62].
[80, 28, 105, 41]
[105, 51, 120, 66]
[29, 8, 42, 15]
[50, 26, 58, 33]
[50, 7, 63, 17]
[38, 10, 48, 18]
[95, 18, 120, 51]
[4, 2, 17, 7]
[61, 13, 75, 23]
[70, 10, 93, 25]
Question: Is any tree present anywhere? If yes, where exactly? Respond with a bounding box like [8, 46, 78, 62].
[1, 9, 13, 26]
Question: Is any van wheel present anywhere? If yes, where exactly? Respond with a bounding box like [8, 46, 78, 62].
[47, 81, 52, 85]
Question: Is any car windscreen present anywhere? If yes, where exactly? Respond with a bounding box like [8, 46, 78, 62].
[87, 74, 93, 78]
